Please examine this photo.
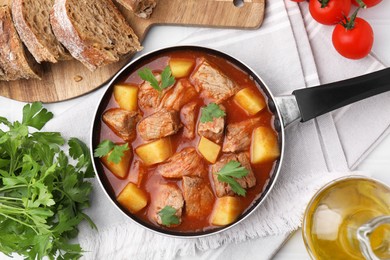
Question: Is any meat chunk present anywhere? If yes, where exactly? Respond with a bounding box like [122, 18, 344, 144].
[182, 176, 215, 219]
[138, 81, 160, 110]
[191, 58, 239, 103]
[223, 117, 262, 153]
[138, 74, 171, 111]
[212, 152, 256, 197]
[160, 79, 197, 111]
[180, 102, 197, 139]
[137, 109, 182, 141]
[156, 147, 206, 178]
[153, 184, 184, 226]
[133, 160, 147, 187]
[102, 108, 141, 141]
[198, 104, 225, 144]
[198, 117, 225, 144]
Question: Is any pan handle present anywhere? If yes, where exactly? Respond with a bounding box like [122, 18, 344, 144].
[292, 67, 390, 122]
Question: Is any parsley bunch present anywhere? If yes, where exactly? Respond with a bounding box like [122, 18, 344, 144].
[0, 102, 95, 259]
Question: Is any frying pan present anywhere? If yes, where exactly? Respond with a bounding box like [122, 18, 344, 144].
[90, 45, 390, 238]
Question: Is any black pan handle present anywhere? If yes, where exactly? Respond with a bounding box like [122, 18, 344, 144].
[292, 67, 390, 122]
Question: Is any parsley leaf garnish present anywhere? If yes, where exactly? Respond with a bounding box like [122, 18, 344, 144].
[109, 144, 129, 164]
[94, 140, 129, 164]
[0, 102, 95, 259]
[158, 206, 180, 226]
[160, 66, 176, 89]
[200, 103, 226, 123]
[69, 138, 95, 178]
[214, 161, 249, 196]
[94, 140, 115, 157]
[138, 66, 175, 93]
[22, 102, 53, 130]
[138, 67, 159, 90]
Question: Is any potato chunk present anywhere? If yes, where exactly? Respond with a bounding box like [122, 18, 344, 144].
[114, 84, 138, 111]
[233, 87, 266, 115]
[101, 147, 132, 178]
[211, 196, 242, 226]
[135, 138, 173, 166]
[250, 127, 280, 164]
[117, 182, 148, 214]
[169, 58, 195, 78]
[198, 136, 221, 163]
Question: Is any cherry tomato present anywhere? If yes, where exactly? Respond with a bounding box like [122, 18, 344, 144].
[332, 17, 374, 59]
[291, 0, 306, 2]
[352, 0, 382, 7]
[309, 0, 351, 25]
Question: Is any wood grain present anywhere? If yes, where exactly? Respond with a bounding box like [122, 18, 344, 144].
[0, 0, 265, 103]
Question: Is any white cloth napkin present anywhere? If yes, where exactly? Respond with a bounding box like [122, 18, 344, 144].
[1, 0, 389, 259]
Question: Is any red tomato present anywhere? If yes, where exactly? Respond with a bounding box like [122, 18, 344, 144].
[332, 17, 374, 59]
[291, 0, 306, 2]
[352, 0, 382, 7]
[309, 0, 351, 25]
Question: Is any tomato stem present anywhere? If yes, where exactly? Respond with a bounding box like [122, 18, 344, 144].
[340, 7, 361, 30]
[318, 0, 330, 8]
[354, 0, 367, 8]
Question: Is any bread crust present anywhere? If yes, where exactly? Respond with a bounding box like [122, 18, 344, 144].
[50, 0, 142, 71]
[12, 0, 71, 63]
[0, 4, 41, 80]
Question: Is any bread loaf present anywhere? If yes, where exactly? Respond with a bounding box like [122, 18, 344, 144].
[12, 0, 71, 63]
[116, 0, 156, 19]
[50, 0, 142, 71]
[0, 4, 41, 81]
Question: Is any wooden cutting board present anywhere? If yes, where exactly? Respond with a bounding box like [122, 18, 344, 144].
[0, 0, 265, 103]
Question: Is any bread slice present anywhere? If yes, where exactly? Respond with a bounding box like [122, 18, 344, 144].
[50, 0, 142, 71]
[12, 0, 71, 63]
[116, 0, 156, 19]
[0, 4, 41, 81]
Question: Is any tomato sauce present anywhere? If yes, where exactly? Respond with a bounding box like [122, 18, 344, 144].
[97, 49, 279, 233]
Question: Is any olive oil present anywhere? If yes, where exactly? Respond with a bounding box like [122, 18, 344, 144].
[303, 177, 390, 260]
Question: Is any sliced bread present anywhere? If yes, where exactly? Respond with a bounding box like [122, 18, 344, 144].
[0, 4, 41, 81]
[50, 0, 142, 71]
[12, 0, 71, 63]
[116, 0, 156, 19]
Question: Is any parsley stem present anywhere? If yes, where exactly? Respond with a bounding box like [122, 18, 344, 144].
[8, 155, 15, 175]
[0, 212, 38, 234]
[0, 197, 24, 209]
[0, 196, 23, 201]
[0, 205, 51, 234]
[0, 203, 25, 212]
[0, 201, 22, 208]
[0, 184, 27, 192]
